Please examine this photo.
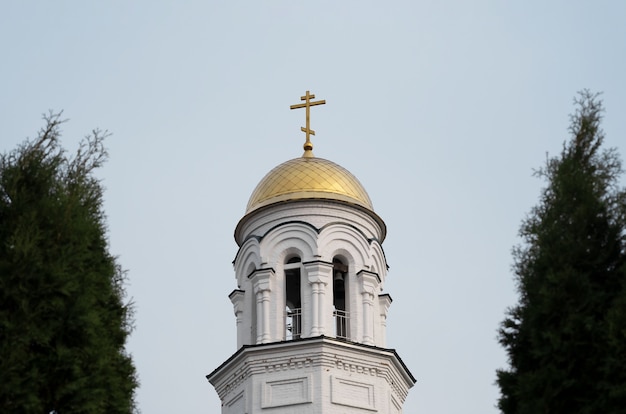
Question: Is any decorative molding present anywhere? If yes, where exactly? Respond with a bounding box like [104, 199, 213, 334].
[264, 357, 313, 373]
[225, 390, 245, 413]
[261, 375, 312, 408]
[208, 321, 415, 408]
[390, 392, 402, 414]
[229, 289, 245, 312]
[331, 375, 377, 411]
[357, 269, 381, 285]
[248, 267, 275, 284]
[334, 359, 379, 376]
[235, 200, 386, 247]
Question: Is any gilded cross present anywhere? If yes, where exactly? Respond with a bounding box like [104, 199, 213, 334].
[290, 90, 326, 153]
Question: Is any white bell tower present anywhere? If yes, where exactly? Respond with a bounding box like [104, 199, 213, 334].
[207, 91, 415, 413]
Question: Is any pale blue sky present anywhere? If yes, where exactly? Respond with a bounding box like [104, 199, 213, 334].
[2, 2, 625, 413]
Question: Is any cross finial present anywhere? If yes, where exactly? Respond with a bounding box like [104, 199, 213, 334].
[290, 90, 326, 157]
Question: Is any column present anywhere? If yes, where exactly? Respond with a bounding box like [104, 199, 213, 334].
[303, 260, 333, 337]
[229, 289, 245, 348]
[357, 270, 380, 346]
[250, 268, 274, 344]
[361, 291, 375, 345]
[378, 294, 393, 348]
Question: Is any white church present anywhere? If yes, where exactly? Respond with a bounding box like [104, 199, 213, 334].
[207, 91, 415, 413]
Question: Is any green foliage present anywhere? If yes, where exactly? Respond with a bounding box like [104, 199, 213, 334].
[497, 91, 626, 413]
[0, 113, 137, 413]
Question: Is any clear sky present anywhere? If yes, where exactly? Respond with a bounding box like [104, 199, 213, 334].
[2, 1, 625, 413]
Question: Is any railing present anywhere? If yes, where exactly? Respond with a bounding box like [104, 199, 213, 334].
[333, 309, 349, 340]
[285, 308, 302, 340]
[286, 308, 350, 340]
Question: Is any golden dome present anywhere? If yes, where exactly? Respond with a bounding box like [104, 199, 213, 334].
[246, 155, 374, 214]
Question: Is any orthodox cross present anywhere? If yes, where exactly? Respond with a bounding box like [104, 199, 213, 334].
[290, 90, 326, 152]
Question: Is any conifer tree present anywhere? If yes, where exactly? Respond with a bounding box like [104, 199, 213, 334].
[497, 91, 626, 413]
[0, 113, 137, 413]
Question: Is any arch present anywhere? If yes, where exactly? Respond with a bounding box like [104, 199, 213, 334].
[233, 238, 261, 287]
[319, 220, 371, 244]
[258, 222, 316, 342]
[284, 255, 302, 340]
[332, 256, 349, 339]
[260, 222, 318, 265]
[369, 241, 388, 285]
[317, 223, 369, 267]
[280, 247, 306, 267]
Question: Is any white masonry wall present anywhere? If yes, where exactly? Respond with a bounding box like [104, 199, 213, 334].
[230, 200, 391, 349]
[209, 338, 413, 414]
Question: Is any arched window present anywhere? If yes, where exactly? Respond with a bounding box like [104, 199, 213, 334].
[285, 257, 302, 340]
[333, 257, 349, 339]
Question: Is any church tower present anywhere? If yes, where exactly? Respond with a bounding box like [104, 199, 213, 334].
[207, 91, 415, 413]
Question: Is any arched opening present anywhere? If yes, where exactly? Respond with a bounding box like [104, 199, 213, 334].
[333, 257, 349, 339]
[285, 256, 302, 340]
